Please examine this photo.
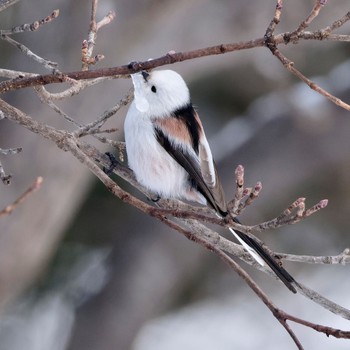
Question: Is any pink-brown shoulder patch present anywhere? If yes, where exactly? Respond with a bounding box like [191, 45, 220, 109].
[153, 117, 192, 143]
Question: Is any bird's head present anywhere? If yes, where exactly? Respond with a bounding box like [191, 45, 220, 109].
[131, 69, 190, 118]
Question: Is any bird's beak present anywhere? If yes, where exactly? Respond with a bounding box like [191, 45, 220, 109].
[141, 71, 150, 82]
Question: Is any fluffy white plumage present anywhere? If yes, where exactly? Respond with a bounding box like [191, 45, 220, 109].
[124, 69, 297, 293]
[131, 70, 190, 117]
[125, 69, 266, 265]
[125, 70, 208, 205]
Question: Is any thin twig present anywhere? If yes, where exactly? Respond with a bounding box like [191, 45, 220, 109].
[295, 282, 350, 321]
[34, 86, 80, 126]
[0, 68, 38, 79]
[81, 0, 116, 70]
[34, 86, 128, 148]
[0, 176, 43, 217]
[227, 164, 245, 215]
[264, 1, 350, 112]
[96, 11, 116, 31]
[81, 127, 119, 136]
[295, 0, 327, 34]
[300, 32, 350, 42]
[0, 0, 21, 12]
[74, 88, 133, 137]
[323, 11, 350, 33]
[238, 181, 262, 213]
[266, 0, 283, 38]
[0, 9, 59, 35]
[269, 47, 350, 111]
[81, 0, 98, 71]
[286, 311, 350, 339]
[0, 147, 22, 155]
[278, 248, 350, 265]
[32, 76, 116, 101]
[0, 35, 58, 72]
[250, 198, 328, 232]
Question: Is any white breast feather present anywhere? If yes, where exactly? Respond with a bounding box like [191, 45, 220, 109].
[125, 102, 191, 198]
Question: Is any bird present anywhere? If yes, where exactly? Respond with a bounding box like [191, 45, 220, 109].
[124, 69, 297, 293]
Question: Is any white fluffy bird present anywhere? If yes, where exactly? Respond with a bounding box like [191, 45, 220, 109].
[124, 69, 296, 293]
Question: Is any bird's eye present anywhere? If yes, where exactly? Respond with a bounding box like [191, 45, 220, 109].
[151, 85, 157, 93]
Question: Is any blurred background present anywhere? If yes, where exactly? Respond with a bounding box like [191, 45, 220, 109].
[1, 0, 350, 349]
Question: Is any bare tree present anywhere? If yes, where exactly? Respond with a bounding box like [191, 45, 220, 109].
[1, 0, 350, 349]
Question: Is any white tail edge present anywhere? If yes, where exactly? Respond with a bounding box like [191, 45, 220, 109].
[229, 227, 265, 266]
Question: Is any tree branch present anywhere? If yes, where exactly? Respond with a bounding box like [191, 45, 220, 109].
[0, 34, 59, 72]
[0, 17, 348, 95]
[0, 0, 21, 12]
[81, 0, 116, 70]
[0, 176, 43, 217]
[1, 1, 350, 348]
[265, 0, 350, 111]
[0, 9, 59, 35]
[2, 93, 350, 348]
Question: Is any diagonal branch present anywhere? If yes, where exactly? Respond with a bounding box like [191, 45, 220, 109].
[0, 39, 265, 93]
[264, 0, 350, 111]
[0, 0, 21, 12]
[265, 45, 350, 111]
[73, 88, 133, 137]
[295, 0, 327, 34]
[323, 11, 350, 33]
[0, 9, 59, 35]
[212, 248, 304, 349]
[0, 35, 58, 72]
[2, 96, 350, 338]
[0, 176, 43, 217]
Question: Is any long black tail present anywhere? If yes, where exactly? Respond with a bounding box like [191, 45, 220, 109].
[232, 224, 297, 294]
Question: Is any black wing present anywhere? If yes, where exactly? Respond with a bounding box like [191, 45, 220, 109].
[154, 118, 297, 293]
[154, 126, 226, 215]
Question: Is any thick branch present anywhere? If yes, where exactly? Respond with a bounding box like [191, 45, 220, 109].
[0, 28, 348, 116]
[0, 39, 264, 93]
